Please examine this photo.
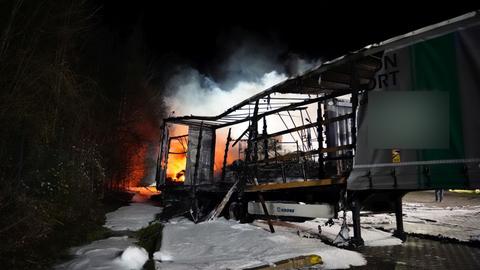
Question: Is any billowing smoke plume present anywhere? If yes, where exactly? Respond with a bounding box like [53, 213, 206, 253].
[165, 69, 286, 117]
[164, 38, 320, 117]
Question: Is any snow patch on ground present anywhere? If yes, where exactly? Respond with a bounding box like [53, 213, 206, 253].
[289, 202, 480, 246]
[57, 191, 162, 270]
[104, 203, 162, 231]
[114, 246, 149, 269]
[55, 236, 147, 270]
[255, 215, 402, 247]
[362, 204, 480, 242]
[154, 218, 366, 269]
[294, 216, 403, 247]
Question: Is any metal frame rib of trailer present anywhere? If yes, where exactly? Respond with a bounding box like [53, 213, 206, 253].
[155, 11, 480, 245]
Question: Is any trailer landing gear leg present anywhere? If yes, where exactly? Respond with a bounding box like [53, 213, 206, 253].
[393, 194, 407, 241]
[351, 198, 364, 247]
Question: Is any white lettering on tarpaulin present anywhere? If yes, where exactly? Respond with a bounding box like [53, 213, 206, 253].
[368, 53, 400, 89]
[276, 207, 294, 213]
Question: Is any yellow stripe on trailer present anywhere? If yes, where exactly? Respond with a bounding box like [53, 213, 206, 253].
[245, 178, 345, 192]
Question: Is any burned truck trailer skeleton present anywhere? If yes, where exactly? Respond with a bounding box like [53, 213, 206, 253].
[156, 11, 480, 245]
[156, 91, 352, 222]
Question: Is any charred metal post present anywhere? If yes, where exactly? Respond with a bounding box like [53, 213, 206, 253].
[163, 131, 171, 183]
[246, 100, 275, 233]
[295, 141, 300, 162]
[350, 62, 363, 246]
[238, 102, 258, 198]
[221, 128, 232, 182]
[192, 122, 204, 186]
[155, 123, 166, 187]
[293, 140, 306, 181]
[273, 139, 278, 163]
[250, 101, 260, 166]
[263, 116, 268, 162]
[300, 109, 306, 150]
[192, 122, 204, 222]
[301, 163, 307, 181]
[255, 179, 275, 233]
[393, 193, 407, 241]
[351, 195, 364, 246]
[350, 64, 359, 153]
[317, 101, 325, 178]
[210, 127, 216, 182]
[249, 104, 259, 161]
[323, 106, 331, 161]
[252, 122, 259, 164]
[274, 139, 286, 183]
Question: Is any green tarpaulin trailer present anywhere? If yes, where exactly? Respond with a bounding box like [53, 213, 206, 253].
[346, 11, 480, 190]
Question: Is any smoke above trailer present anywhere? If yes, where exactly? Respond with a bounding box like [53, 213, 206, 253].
[163, 35, 319, 116]
[165, 69, 287, 117]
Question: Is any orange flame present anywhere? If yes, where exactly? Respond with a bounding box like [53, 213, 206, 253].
[214, 140, 235, 172]
[164, 126, 242, 182]
[166, 125, 188, 182]
[214, 129, 239, 173]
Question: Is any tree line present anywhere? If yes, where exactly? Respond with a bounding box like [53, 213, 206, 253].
[0, 0, 164, 268]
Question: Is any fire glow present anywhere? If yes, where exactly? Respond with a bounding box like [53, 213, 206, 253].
[166, 125, 188, 182]
[214, 129, 238, 172]
[128, 144, 147, 186]
[165, 125, 241, 182]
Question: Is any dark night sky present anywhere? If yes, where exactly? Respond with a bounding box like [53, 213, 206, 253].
[97, 1, 478, 81]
